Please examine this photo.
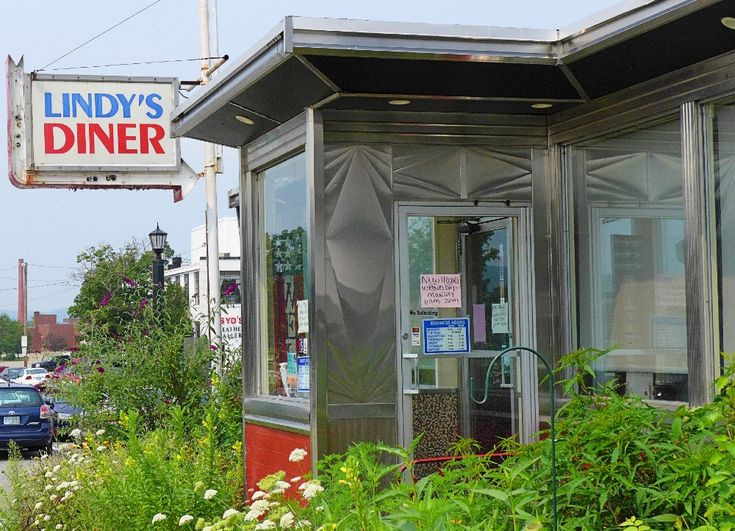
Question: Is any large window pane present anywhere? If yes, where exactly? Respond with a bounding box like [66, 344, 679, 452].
[260, 153, 309, 398]
[572, 119, 688, 402]
[713, 102, 735, 355]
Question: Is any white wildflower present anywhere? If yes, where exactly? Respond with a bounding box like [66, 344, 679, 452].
[250, 499, 270, 512]
[40, 453, 48, 460]
[255, 521, 276, 530]
[290, 476, 301, 483]
[52, 465, 61, 473]
[275, 480, 291, 490]
[44, 485, 53, 492]
[56, 525, 63, 530]
[178, 515, 194, 526]
[299, 481, 324, 500]
[296, 520, 312, 529]
[152, 513, 167, 523]
[222, 509, 240, 520]
[202, 527, 213, 531]
[49, 495, 58, 502]
[96, 446, 106, 452]
[203, 489, 217, 500]
[288, 448, 307, 462]
[280, 512, 296, 528]
[44, 515, 51, 521]
[270, 488, 285, 495]
[69, 429, 81, 439]
[95, 429, 105, 436]
[44, 471, 53, 479]
[251, 490, 267, 500]
[34, 501, 43, 510]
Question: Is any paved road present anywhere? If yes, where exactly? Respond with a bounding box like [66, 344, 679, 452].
[0, 450, 37, 497]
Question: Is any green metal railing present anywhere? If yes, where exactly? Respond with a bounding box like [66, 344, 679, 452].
[469, 346, 558, 530]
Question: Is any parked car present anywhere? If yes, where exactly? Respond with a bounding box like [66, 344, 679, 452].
[0, 381, 54, 454]
[49, 398, 82, 440]
[0, 367, 24, 382]
[11, 368, 51, 388]
[32, 354, 72, 372]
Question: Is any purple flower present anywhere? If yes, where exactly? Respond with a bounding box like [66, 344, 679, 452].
[139, 298, 149, 308]
[223, 282, 239, 297]
[99, 292, 112, 306]
[96, 366, 105, 374]
[210, 344, 218, 351]
[123, 277, 138, 287]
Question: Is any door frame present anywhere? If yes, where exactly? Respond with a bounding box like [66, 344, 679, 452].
[394, 202, 538, 449]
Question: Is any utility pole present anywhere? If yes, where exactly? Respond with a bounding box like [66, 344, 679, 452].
[17, 259, 28, 367]
[199, 0, 222, 360]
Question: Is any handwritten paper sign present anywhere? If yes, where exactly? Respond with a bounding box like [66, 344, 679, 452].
[297, 300, 309, 334]
[420, 274, 462, 308]
[491, 302, 509, 334]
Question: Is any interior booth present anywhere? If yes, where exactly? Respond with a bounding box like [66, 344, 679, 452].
[171, 0, 735, 485]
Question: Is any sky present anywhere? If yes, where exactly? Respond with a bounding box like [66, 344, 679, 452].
[0, 0, 619, 319]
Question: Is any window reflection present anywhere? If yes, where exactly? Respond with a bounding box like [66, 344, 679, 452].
[260, 153, 309, 399]
[573, 119, 688, 402]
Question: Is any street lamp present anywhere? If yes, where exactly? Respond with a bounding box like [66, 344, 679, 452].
[149, 223, 168, 322]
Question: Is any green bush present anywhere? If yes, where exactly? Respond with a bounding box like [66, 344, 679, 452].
[4, 348, 735, 530]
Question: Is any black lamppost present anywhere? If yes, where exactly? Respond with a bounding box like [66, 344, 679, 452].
[149, 224, 168, 322]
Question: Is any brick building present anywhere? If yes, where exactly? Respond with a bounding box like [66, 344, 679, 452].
[30, 312, 78, 353]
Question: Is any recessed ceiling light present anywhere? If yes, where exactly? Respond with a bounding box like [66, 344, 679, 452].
[722, 17, 735, 30]
[235, 114, 255, 125]
[531, 103, 553, 109]
[388, 99, 411, 106]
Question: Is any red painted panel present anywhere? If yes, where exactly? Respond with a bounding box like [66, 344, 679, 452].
[245, 423, 311, 497]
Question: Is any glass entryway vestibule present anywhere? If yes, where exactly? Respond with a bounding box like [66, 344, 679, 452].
[396, 205, 538, 457]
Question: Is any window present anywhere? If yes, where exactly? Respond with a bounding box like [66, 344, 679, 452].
[259, 153, 309, 398]
[572, 119, 688, 402]
[220, 275, 241, 305]
[712, 101, 735, 355]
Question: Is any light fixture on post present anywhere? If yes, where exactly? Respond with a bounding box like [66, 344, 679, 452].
[149, 223, 168, 323]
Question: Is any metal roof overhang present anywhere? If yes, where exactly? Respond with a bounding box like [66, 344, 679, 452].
[171, 0, 735, 148]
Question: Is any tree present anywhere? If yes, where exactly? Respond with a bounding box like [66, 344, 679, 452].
[68, 240, 189, 337]
[0, 315, 22, 354]
[44, 332, 68, 352]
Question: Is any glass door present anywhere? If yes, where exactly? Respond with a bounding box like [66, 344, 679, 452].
[396, 205, 536, 459]
[461, 217, 518, 451]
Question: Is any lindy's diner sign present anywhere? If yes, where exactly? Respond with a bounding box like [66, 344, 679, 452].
[7, 56, 198, 201]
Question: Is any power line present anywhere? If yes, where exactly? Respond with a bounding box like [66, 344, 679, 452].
[27, 264, 78, 270]
[45, 56, 225, 72]
[36, 0, 165, 72]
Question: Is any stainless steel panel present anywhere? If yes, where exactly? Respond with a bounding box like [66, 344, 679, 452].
[307, 108, 328, 466]
[246, 114, 306, 171]
[393, 146, 461, 199]
[465, 146, 532, 200]
[323, 110, 548, 148]
[681, 102, 717, 405]
[550, 52, 735, 146]
[584, 152, 683, 204]
[323, 144, 397, 407]
[325, 418, 397, 455]
[558, 0, 711, 62]
[327, 403, 396, 420]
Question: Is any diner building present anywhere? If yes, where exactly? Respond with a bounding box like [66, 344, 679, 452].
[171, 0, 735, 486]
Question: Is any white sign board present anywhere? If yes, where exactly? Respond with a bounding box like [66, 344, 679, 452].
[221, 305, 242, 350]
[7, 56, 198, 202]
[420, 274, 462, 308]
